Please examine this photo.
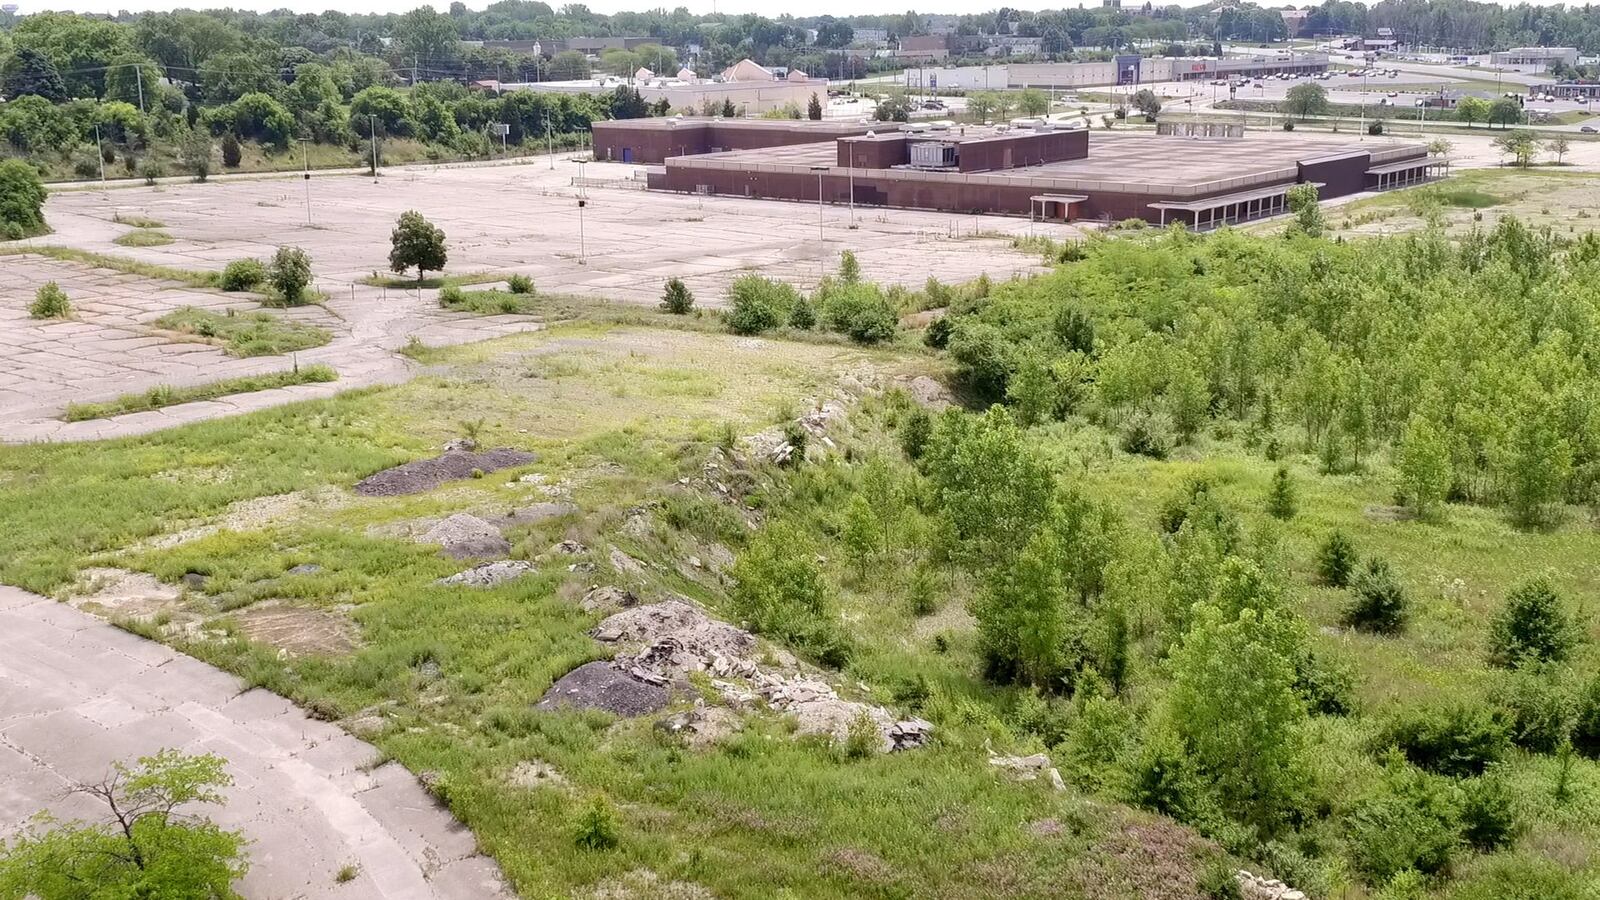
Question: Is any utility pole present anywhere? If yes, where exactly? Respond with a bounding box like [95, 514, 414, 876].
[300, 138, 312, 226]
[94, 121, 106, 186]
[369, 114, 379, 184]
[135, 65, 145, 116]
[546, 113, 554, 168]
[577, 198, 587, 263]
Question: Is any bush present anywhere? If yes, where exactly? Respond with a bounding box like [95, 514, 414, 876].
[947, 321, 1011, 401]
[507, 274, 534, 295]
[1266, 466, 1297, 519]
[923, 315, 954, 349]
[29, 281, 71, 319]
[1447, 852, 1592, 900]
[1345, 762, 1460, 883]
[1369, 121, 1386, 135]
[572, 796, 618, 850]
[898, 407, 932, 461]
[1494, 668, 1573, 753]
[729, 524, 850, 666]
[1458, 771, 1520, 851]
[219, 259, 265, 292]
[0, 159, 47, 237]
[838, 249, 861, 283]
[820, 283, 897, 344]
[1488, 576, 1576, 668]
[658, 276, 692, 313]
[1119, 409, 1174, 459]
[1315, 531, 1358, 588]
[267, 246, 313, 304]
[1344, 557, 1408, 635]
[438, 284, 464, 307]
[220, 132, 242, 168]
[724, 274, 796, 335]
[788, 296, 816, 330]
[1381, 703, 1511, 777]
[140, 158, 165, 186]
[1573, 673, 1600, 758]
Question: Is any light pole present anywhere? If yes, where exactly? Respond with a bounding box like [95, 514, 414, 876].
[847, 143, 855, 227]
[368, 115, 379, 184]
[810, 164, 827, 246]
[577, 198, 587, 264]
[93, 121, 106, 186]
[299, 138, 312, 226]
[576, 159, 587, 199]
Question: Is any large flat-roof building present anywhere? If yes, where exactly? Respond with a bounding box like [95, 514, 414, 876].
[1490, 47, 1578, 69]
[593, 118, 1436, 229]
[487, 58, 828, 117]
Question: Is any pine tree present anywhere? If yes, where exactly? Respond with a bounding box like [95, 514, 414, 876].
[659, 277, 694, 314]
[807, 92, 823, 120]
[220, 133, 242, 168]
[1315, 531, 1358, 588]
[838, 250, 861, 284]
[1267, 466, 1297, 520]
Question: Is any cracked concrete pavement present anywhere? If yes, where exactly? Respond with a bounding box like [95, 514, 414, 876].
[0, 585, 512, 899]
[3, 156, 1068, 443]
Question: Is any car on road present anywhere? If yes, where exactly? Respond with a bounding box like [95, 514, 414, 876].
[1583, 125, 1598, 133]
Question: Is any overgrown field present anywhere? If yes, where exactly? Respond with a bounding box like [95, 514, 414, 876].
[6, 219, 1600, 898]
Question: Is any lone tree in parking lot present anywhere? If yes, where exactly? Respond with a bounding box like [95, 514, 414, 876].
[1284, 82, 1328, 121]
[1454, 96, 1489, 128]
[1131, 89, 1162, 120]
[0, 750, 248, 897]
[1488, 97, 1523, 129]
[807, 92, 823, 120]
[389, 210, 448, 285]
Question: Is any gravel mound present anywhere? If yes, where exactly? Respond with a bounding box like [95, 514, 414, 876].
[354, 449, 536, 497]
[420, 514, 511, 559]
[534, 661, 669, 717]
[438, 559, 535, 587]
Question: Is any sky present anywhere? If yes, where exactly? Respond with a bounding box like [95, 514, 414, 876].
[8, 0, 1585, 21]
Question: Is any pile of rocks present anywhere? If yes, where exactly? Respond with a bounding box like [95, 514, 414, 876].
[437, 560, 534, 587]
[418, 514, 510, 559]
[989, 753, 1068, 792]
[1235, 871, 1307, 900]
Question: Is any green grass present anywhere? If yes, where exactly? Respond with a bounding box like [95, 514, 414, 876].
[62, 366, 337, 421]
[153, 307, 331, 357]
[0, 245, 223, 289]
[111, 213, 166, 229]
[440, 288, 540, 315]
[360, 271, 502, 290]
[113, 230, 175, 247]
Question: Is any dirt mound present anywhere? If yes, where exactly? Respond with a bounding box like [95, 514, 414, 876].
[534, 661, 669, 717]
[581, 586, 639, 614]
[487, 502, 578, 528]
[439, 560, 534, 587]
[420, 514, 510, 559]
[354, 448, 535, 497]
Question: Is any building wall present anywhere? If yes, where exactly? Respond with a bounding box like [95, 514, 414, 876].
[1298, 151, 1370, 198]
[955, 129, 1087, 171]
[594, 120, 878, 164]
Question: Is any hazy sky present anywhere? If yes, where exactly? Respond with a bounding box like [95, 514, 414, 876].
[11, 0, 1581, 20]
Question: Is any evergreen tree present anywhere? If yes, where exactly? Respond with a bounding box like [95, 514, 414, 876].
[1488, 576, 1577, 668]
[807, 92, 823, 120]
[2, 48, 68, 103]
[1315, 531, 1357, 588]
[220, 132, 242, 168]
[659, 277, 694, 314]
[1266, 466, 1297, 520]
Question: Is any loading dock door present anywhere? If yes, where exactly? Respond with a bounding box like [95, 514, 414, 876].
[622, 147, 633, 163]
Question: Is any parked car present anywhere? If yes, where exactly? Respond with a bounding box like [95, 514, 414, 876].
[1582, 125, 1598, 133]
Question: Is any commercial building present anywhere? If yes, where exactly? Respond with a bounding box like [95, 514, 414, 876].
[595, 117, 1436, 228]
[1532, 81, 1600, 99]
[486, 58, 828, 117]
[1490, 47, 1578, 69]
[1008, 53, 1329, 87]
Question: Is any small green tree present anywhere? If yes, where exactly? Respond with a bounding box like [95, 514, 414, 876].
[659, 276, 694, 314]
[1266, 466, 1297, 520]
[1397, 415, 1451, 518]
[1131, 88, 1162, 120]
[1488, 97, 1523, 129]
[1504, 408, 1572, 528]
[571, 796, 618, 850]
[0, 158, 47, 239]
[1285, 183, 1325, 237]
[1344, 557, 1408, 635]
[1284, 82, 1329, 121]
[1455, 95, 1489, 128]
[0, 751, 248, 897]
[180, 127, 213, 182]
[1426, 136, 1454, 158]
[267, 246, 313, 304]
[838, 250, 861, 284]
[388, 210, 448, 285]
[1546, 135, 1571, 165]
[840, 494, 883, 577]
[1493, 129, 1537, 167]
[807, 92, 823, 120]
[220, 132, 242, 168]
[29, 281, 71, 319]
[787, 295, 816, 330]
[1315, 531, 1358, 588]
[1488, 576, 1577, 668]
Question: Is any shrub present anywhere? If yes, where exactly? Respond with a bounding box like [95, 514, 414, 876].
[140, 158, 165, 186]
[1381, 703, 1511, 777]
[820, 283, 897, 344]
[1369, 121, 1385, 135]
[0, 159, 47, 237]
[438, 284, 464, 307]
[923, 315, 953, 349]
[780, 422, 808, 467]
[1266, 466, 1297, 519]
[898, 407, 932, 461]
[29, 281, 72, 319]
[220, 132, 242, 168]
[1344, 557, 1408, 635]
[843, 711, 879, 758]
[1293, 647, 1355, 717]
[1488, 576, 1577, 668]
[1458, 771, 1520, 851]
[788, 296, 816, 330]
[729, 524, 850, 666]
[1345, 761, 1460, 883]
[947, 321, 1011, 400]
[219, 259, 265, 292]
[1119, 409, 1173, 459]
[572, 796, 618, 850]
[266, 246, 313, 304]
[507, 274, 534, 295]
[724, 274, 796, 335]
[1573, 673, 1600, 758]
[1494, 668, 1573, 753]
[1448, 853, 1591, 900]
[838, 249, 862, 283]
[1315, 531, 1358, 588]
[658, 276, 693, 314]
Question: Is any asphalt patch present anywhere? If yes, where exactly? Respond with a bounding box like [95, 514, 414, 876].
[354, 449, 536, 497]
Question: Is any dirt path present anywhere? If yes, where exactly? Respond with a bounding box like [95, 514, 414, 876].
[0, 585, 513, 899]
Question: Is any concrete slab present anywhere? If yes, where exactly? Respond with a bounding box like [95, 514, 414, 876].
[0, 584, 512, 899]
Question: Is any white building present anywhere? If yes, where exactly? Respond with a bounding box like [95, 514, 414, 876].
[488, 58, 828, 116]
[1489, 46, 1578, 70]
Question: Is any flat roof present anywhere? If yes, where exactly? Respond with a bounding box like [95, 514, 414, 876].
[670, 130, 1427, 199]
[593, 117, 881, 133]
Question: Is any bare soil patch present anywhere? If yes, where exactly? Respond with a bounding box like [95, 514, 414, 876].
[235, 602, 358, 656]
[354, 448, 535, 497]
[534, 660, 669, 716]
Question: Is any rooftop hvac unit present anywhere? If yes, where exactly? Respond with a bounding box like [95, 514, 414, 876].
[901, 122, 931, 133]
[1010, 117, 1044, 128]
[908, 141, 958, 168]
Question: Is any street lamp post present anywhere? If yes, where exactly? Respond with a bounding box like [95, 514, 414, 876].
[369, 115, 379, 184]
[577, 198, 587, 264]
[299, 138, 312, 226]
[810, 164, 828, 246]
